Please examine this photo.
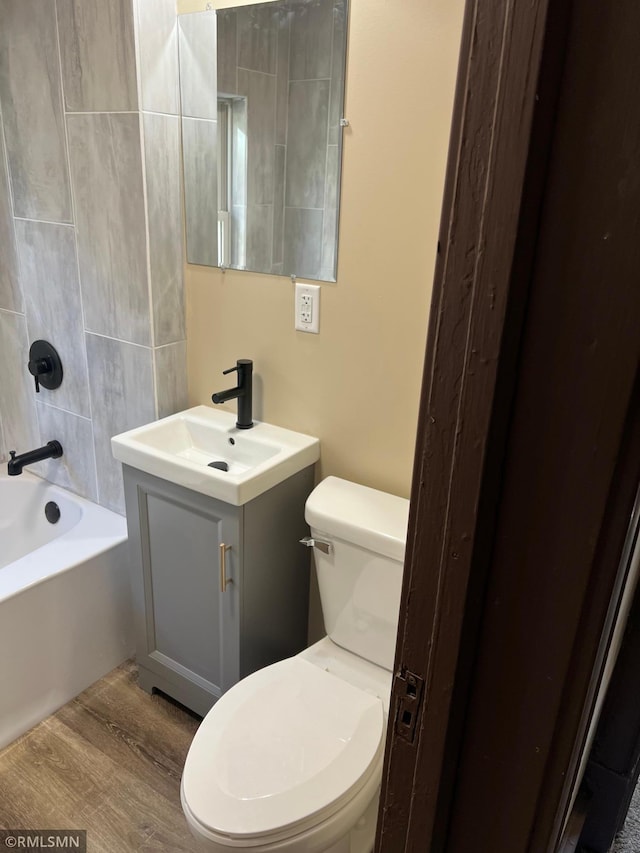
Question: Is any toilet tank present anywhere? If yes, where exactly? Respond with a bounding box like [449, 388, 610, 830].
[305, 477, 410, 671]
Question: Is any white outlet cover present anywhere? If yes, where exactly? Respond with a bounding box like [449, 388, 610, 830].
[295, 283, 320, 334]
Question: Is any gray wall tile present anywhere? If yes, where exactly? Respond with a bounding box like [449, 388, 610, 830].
[231, 99, 248, 207]
[246, 204, 274, 272]
[289, 0, 333, 81]
[143, 113, 184, 346]
[275, 11, 291, 146]
[283, 207, 323, 279]
[57, 0, 137, 112]
[182, 117, 218, 267]
[217, 9, 238, 96]
[136, 0, 179, 115]
[238, 69, 276, 206]
[179, 12, 217, 120]
[321, 143, 339, 278]
[0, 310, 39, 454]
[237, 5, 279, 75]
[86, 333, 155, 514]
[34, 402, 97, 502]
[15, 220, 91, 418]
[231, 205, 247, 269]
[321, 206, 337, 280]
[67, 113, 150, 345]
[285, 79, 329, 209]
[155, 342, 188, 420]
[0, 0, 72, 222]
[0, 115, 21, 312]
[324, 143, 339, 210]
[0, 0, 185, 512]
[272, 145, 286, 267]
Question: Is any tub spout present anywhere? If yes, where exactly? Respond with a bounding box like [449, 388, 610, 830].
[7, 441, 63, 476]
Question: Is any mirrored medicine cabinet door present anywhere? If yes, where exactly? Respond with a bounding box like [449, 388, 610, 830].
[178, 0, 348, 282]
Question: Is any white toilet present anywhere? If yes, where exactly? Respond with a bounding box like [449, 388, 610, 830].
[181, 476, 409, 853]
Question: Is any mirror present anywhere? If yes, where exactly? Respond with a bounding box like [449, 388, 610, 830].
[178, 0, 348, 282]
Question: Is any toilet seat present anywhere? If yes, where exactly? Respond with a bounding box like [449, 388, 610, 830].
[181, 656, 385, 846]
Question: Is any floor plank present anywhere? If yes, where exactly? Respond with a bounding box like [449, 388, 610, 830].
[0, 662, 208, 851]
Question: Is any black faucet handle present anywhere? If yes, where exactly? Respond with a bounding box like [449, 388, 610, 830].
[9, 450, 16, 461]
[222, 359, 253, 376]
[28, 356, 52, 393]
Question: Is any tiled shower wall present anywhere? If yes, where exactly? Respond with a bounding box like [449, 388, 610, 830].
[0, 0, 186, 514]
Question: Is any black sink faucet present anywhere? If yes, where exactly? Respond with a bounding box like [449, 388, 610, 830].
[211, 359, 253, 430]
[7, 441, 63, 476]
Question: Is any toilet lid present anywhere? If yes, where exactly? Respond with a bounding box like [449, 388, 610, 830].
[182, 656, 385, 841]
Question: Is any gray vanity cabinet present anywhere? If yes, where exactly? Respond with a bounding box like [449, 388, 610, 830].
[122, 464, 314, 716]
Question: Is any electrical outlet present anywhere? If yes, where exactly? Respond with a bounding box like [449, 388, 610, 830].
[295, 283, 320, 333]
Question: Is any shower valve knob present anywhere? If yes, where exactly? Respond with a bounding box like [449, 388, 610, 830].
[27, 340, 63, 394]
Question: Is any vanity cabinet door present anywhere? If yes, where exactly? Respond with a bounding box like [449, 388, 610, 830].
[123, 467, 241, 715]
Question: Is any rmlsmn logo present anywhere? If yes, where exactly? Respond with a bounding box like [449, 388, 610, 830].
[0, 831, 87, 850]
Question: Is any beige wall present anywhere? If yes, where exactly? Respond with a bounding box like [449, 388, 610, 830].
[186, 0, 465, 500]
[178, 0, 266, 11]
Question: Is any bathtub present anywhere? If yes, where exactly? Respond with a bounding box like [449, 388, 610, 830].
[0, 470, 133, 749]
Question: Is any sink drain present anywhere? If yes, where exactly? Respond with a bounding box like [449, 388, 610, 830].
[45, 501, 61, 524]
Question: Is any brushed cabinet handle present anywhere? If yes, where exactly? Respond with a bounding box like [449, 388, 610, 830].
[220, 543, 233, 593]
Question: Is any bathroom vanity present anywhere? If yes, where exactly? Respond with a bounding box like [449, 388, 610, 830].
[113, 407, 320, 715]
[123, 466, 314, 715]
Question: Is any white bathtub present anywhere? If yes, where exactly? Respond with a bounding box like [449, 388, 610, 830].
[0, 470, 133, 749]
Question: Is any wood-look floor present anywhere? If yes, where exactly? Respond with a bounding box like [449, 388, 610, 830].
[0, 661, 209, 851]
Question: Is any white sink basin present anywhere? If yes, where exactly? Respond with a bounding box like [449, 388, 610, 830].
[111, 406, 320, 506]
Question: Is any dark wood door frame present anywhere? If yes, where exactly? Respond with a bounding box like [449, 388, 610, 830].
[577, 499, 640, 852]
[376, 1, 640, 851]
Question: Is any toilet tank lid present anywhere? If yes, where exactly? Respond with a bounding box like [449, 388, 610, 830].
[305, 477, 409, 562]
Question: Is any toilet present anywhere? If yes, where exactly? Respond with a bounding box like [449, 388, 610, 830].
[181, 476, 409, 853]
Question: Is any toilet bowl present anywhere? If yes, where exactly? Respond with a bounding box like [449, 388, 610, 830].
[181, 477, 409, 852]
